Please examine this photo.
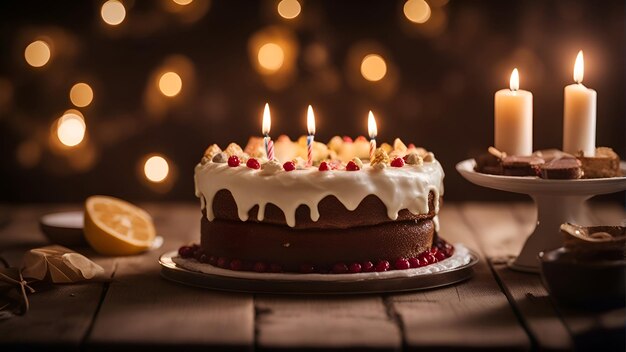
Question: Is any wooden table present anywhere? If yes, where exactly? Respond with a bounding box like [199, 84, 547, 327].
[0, 202, 624, 351]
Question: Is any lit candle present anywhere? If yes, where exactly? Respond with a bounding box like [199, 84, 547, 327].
[306, 105, 315, 167]
[262, 103, 274, 160]
[368, 110, 377, 162]
[563, 50, 597, 156]
[494, 68, 533, 156]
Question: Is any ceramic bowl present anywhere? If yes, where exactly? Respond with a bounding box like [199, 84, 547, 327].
[539, 247, 625, 310]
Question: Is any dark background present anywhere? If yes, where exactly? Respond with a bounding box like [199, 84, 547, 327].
[1, 0, 624, 203]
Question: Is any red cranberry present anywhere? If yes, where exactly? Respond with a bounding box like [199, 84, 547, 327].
[318, 162, 329, 171]
[434, 251, 447, 261]
[269, 263, 283, 273]
[346, 161, 360, 171]
[300, 264, 315, 274]
[217, 257, 229, 268]
[409, 257, 424, 268]
[332, 263, 348, 274]
[375, 260, 390, 272]
[391, 157, 405, 167]
[362, 261, 375, 272]
[343, 136, 353, 143]
[227, 155, 240, 167]
[208, 256, 218, 265]
[229, 259, 243, 271]
[355, 136, 367, 142]
[253, 262, 267, 273]
[178, 246, 194, 258]
[193, 248, 205, 260]
[283, 161, 296, 171]
[246, 158, 260, 169]
[348, 263, 362, 273]
[426, 254, 437, 264]
[394, 258, 410, 270]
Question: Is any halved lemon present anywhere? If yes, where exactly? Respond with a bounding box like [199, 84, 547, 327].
[84, 195, 156, 256]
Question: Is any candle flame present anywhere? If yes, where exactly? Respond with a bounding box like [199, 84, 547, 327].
[262, 103, 271, 135]
[367, 110, 377, 138]
[307, 105, 316, 135]
[509, 68, 519, 91]
[574, 50, 584, 84]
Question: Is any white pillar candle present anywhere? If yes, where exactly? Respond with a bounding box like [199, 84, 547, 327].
[563, 51, 596, 156]
[494, 68, 533, 156]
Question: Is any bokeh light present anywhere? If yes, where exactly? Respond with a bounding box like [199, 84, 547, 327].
[24, 40, 51, 67]
[258, 42, 285, 72]
[69, 83, 94, 107]
[277, 0, 301, 19]
[173, 0, 194, 5]
[360, 54, 387, 81]
[158, 71, 183, 97]
[56, 112, 86, 147]
[144, 155, 170, 183]
[404, 0, 431, 24]
[101, 0, 126, 26]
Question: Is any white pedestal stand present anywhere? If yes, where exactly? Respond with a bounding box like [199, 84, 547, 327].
[456, 159, 626, 273]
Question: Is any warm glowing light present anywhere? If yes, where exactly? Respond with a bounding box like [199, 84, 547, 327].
[509, 68, 519, 91]
[306, 105, 316, 135]
[158, 71, 182, 97]
[262, 103, 271, 135]
[101, 0, 126, 26]
[573, 50, 584, 84]
[173, 0, 193, 5]
[69, 83, 94, 107]
[404, 0, 431, 24]
[368, 111, 378, 138]
[144, 155, 170, 183]
[57, 113, 86, 147]
[258, 43, 285, 72]
[277, 0, 301, 19]
[360, 54, 387, 82]
[24, 40, 51, 67]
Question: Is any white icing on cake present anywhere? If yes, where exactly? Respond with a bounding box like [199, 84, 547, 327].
[194, 158, 445, 228]
[172, 243, 471, 281]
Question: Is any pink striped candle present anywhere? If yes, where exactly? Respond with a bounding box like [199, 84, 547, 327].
[367, 111, 377, 162]
[306, 105, 316, 167]
[262, 103, 274, 160]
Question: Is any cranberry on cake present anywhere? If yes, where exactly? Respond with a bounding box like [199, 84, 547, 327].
[181, 136, 450, 274]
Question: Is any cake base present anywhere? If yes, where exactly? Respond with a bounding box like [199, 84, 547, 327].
[160, 244, 477, 294]
[201, 217, 435, 272]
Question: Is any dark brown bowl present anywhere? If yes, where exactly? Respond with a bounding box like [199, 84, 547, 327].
[539, 247, 626, 310]
[39, 211, 88, 247]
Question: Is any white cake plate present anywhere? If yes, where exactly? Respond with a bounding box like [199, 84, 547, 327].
[159, 245, 478, 294]
[457, 159, 626, 273]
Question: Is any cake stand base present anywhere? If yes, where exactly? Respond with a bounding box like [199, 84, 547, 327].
[457, 159, 626, 274]
[509, 194, 594, 273]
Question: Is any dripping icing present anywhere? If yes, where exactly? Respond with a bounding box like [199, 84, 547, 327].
[195, 161, 445, 228]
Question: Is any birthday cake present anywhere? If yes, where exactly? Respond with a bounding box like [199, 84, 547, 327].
[179, 136, 450, 274]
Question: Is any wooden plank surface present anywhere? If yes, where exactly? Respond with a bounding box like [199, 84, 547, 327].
[0, 205, 108, 350]
[85, 203, 255, 351]
[1, 202, 624, 351]
[462, 201, 626, 352]
[255, 295, 401, 351]
[389, 205, 530, 351]
[460, 202, 574, 351]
